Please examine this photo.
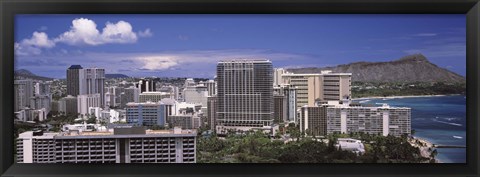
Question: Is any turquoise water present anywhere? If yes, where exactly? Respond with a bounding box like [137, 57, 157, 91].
[357, 95, 466, 163]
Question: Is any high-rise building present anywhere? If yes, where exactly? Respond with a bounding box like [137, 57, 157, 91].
[273, 94, 288, 123]
[126, 102, 167, 127]
[299, 105, 328, 136]
[183, 85, 208, 107]
[14, 79, 34, 111]
[273, 84, 297, 123]
[321, 71, 351, 101]
[200, 80, 216, 96]
[326, 102, 411, 137]
[84, 68, 105, 107]
[66, 65, 83, 96]
[16, 127, 197, 163]
[282, 71, 351, 109]
[216, 60, 273, 128]
[121, 87, 140, 108]
[66, 66, 105, 107]
[273, 68, 287, 86]
[30, 95, 51, 116]
[136, 79, 156, 93]
[58, 95, 78, 115]
[139, 92, 172, 103]
[207, 96, 217, 131]
[77, 94, 101, 116]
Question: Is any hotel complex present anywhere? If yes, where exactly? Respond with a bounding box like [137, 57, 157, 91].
[17, 127, 196, 163]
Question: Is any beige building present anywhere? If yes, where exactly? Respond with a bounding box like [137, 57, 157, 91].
[282, 70, 351, 110]
[139, 92, 172, 103]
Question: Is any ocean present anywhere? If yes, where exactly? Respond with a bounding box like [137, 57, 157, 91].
[356, 95, 466, 163]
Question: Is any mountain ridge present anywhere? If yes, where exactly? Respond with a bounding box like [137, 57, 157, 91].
[286, 54, 465, 83]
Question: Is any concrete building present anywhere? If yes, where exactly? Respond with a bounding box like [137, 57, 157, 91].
[14, 79, 34, 111]
[16, 127, 196, 163]
[321, 71, 352, 101]
[326, 102, 411, 137]
[66, 66, 105, 107]
[126, 102, 166, 127]
[88, 107, 103, 120]
[121, 87, 140, 108]
[77, 94, 101, 117]
[299, 105, 328, 136]
[207, 96, 217, 131]
[84, 68, 106, 108]
[183, 84, 208, 107]
[31, 108, 47, 122]
[66, 65, 83, 96]
[273, 94, 288, 123]
[30, 95, 51, 116]
[167, 115, 201, 129]
[139, 92, 172, 103]
[199, 80, 216, 96]
[58, 95, 78, 115]
[282, 71, 351, 110]
[273, 68, 287, 86]
[216, 60, 274, 128]
[136, 79, 156, 93]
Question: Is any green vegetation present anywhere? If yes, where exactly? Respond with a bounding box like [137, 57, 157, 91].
[352, 81, 465, 98]
[197, 129, 430, 163]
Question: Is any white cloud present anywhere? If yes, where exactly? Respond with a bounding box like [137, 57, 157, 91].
[55, 18, 101, 45]
[15, 32, 55, 55]
[100, 21, 137, 44]
[55, 18, 139, 46]
[22, 32, 55, 48]
[138, 28, 153, 37]
[16, 18, 151, 55]
[135, 56, 179, 70]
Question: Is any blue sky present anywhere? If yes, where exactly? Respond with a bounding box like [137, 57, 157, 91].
[15, 14, 466, 79]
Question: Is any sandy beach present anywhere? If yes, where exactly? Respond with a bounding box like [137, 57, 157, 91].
[352, 94, 460, 101]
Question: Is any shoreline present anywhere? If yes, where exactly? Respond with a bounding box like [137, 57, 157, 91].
[408, 136, 442, 163]
[352, 94, 461, 100]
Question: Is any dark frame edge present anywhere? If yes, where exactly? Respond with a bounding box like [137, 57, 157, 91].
[466, 2, 480, 176]
[1, 0, 480, 177]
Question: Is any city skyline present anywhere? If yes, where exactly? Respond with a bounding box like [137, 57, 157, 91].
[15, 14, 466, 79]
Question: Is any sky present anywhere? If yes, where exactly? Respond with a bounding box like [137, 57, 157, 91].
[14, 14, 466, 79]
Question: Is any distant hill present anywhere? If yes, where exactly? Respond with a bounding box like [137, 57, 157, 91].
[15, 69, 53, 81]
[106, 74, 130, 79]
[286, 54, 465, 83]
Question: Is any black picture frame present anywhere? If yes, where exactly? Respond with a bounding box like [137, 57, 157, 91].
[1, 0, 479, 176]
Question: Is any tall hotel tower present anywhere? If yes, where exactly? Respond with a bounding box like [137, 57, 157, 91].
[216, 60, 274, 128]
[66, 65, 83, 96]
[67, 65, 105, 107]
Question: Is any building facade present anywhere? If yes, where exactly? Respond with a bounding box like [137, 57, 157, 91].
[126, 102, 166, 126]
[136, 79, 156, 93]
[58, 95, 78, 115]
[17, 127, 196, 163]
[139, 92, 172, 103]
[66, 65, 83, 96]
[282, 71, 351, 109]
[207, 96, 217, 131]
[14, 79, 34, 111]
[216, 60, 274, 128]
[77, 94, 101, 116]
[183, 85, 208, 107]
[326, 102, 411, 137]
